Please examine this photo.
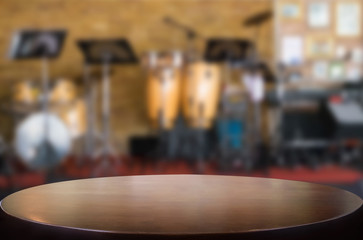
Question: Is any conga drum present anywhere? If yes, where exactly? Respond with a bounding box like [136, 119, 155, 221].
[144, 51, 183, 129]
[182, 62, 221, 129]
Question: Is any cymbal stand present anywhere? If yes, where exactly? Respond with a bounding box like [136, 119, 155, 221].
[163, 16, 201, 62]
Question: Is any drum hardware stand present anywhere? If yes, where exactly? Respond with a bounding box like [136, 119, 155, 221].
[77, 39, 138, 176]
[91, 54, 120, 176]
[195, 104, 207, 173]
[78, 63, 102, 165]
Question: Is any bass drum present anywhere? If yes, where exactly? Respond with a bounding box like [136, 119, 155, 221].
[144, 51, 183, 129]
[15, 112, 72, 170]
[182, 62, 221, 129]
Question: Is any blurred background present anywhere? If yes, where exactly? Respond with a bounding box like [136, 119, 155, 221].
[0, 0, 363, 199]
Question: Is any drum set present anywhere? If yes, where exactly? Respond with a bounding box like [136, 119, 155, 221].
[2, 17, 271, 174]
[9, 78, 87, 170]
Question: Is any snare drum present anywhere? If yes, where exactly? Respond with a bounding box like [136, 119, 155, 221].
[144, 51, 183, 129]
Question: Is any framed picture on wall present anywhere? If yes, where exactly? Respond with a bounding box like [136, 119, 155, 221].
[346, 65, 362, 82]
[329, 61, 345, 80]
[278, 0, 303, 21]
[281, 35, 304, 65]
[352, 48, 363, 63]
[308, 2, 330, 28]
[306, 34, 334, 59]
[336, 1, 362, 37]
[287, 71, 303, 82]
[312, 61, 329, 79]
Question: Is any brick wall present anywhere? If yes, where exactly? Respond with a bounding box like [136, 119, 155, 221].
[0, 0, 273, 148]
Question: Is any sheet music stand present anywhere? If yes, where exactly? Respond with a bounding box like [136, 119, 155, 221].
[8, 29, 67, 170]
[204, 39, 253, 64]
[77, 39, 138, 174]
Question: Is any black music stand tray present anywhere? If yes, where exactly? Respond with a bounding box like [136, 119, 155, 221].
[77, 39, 138, 175]
[204, 38, 253, 64]
[9, 29, 66, 59]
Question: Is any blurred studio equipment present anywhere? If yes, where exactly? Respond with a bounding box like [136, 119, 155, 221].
[78, 39, 138, 175]
[8, 29, 72, 170]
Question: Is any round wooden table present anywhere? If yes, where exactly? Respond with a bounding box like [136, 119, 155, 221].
[1, 175, 362, 240]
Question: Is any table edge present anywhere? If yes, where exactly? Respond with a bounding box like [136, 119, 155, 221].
[1, 175, 362, 236]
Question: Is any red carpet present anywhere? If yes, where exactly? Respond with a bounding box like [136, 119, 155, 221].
[0, 157, 362, 190]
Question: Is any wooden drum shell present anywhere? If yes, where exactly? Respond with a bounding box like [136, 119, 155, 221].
[146, 69, 181, 129]
[144, 51, 183, 130]
[182, 62, 221, 129]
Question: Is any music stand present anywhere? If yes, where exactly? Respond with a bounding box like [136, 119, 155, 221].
[77, 39, 138, 174]
[8, 29, 67, 170]
[204, 39, 253, 64]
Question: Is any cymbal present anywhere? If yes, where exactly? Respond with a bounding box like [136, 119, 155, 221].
[243, 11, 273, 26]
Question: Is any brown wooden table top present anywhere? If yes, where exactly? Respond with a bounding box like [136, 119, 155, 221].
[1, 175, 362, 240]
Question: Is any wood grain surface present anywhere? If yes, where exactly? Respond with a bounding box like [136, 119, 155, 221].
[0, 175, 362, 240]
